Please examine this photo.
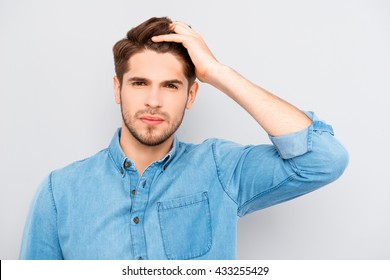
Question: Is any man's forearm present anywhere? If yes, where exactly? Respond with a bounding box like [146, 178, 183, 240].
[206, 63, 312, 137]
[152, 22, 312, 137]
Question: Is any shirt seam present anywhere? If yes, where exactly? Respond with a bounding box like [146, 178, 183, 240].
[158, 199, 206, 211]
[307, 122, 313, 152]
[237, 157, 302, 217]
[211, 141, 238, 206]
[237, 173, 296, 217]
[48, 172, 63, 257]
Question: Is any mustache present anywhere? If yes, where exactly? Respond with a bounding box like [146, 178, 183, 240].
[134, 108, 170, 120]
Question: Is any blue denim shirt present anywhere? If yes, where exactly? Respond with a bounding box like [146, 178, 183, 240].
[20, 112, 348, 260]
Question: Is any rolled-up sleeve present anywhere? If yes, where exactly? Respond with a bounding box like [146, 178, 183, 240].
[269, 112, 334, 159]
[213, 112, 349, 217]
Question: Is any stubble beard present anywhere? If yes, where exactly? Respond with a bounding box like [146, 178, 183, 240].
[121, 105, 186, 147]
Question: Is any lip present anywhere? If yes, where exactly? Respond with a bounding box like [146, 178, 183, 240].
[139, 115, 164, 125]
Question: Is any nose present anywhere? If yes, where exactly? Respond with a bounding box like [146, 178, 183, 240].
[145, 86, 162, 108]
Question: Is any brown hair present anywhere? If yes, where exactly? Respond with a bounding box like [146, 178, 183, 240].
[113, 17, 195, 87]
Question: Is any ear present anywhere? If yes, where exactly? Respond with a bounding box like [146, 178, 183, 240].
[186, 81, 199, 109]
[113, 76, 121, 104]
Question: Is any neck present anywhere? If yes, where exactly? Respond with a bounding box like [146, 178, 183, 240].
[119, 125, 174, 176]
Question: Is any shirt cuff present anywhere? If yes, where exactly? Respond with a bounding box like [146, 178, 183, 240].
[269, 111, 334, 159]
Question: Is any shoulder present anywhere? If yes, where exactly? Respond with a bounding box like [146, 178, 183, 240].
[50, 148, 111, 183]
[177, 138, 254, 163]
[178, 138, 245, 152]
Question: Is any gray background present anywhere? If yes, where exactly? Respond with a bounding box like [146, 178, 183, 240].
[1, 0, 389, 259]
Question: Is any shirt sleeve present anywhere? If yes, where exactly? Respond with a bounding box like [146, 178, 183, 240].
[269, 111, 334, 159]
[19, 173, 64, 259]
[212, 112, 349, 217]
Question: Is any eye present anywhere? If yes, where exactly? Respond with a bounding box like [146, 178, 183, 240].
[165, 83, 178, 89]
[132, 81, 146, 87]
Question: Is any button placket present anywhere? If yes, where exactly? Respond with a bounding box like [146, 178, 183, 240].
[129, 167, 156, 261]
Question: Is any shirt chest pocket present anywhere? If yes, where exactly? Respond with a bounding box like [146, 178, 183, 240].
[157, 192, 212, 260]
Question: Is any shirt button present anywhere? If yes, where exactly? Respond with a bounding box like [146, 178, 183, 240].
[120, 168, 124, 174]
[131, 189, 136, 195]
[124, 162, 130, 168]
[133, 217, 140, 224]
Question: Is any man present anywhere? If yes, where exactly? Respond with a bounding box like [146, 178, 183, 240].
[20, 17, 348, 260]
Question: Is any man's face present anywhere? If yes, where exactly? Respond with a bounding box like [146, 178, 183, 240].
[114, 50, 198, 146]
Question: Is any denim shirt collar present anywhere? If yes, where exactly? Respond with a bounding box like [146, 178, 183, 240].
[108, 128, 178, 176]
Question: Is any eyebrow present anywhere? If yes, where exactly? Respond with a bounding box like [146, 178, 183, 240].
[127, 77, 184, 86]
[127, 77, 150, 83]
[162, 79, 184, 86]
